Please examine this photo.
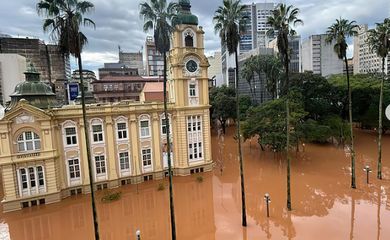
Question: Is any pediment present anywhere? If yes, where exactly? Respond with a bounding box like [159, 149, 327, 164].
[2, 100, 52, 123]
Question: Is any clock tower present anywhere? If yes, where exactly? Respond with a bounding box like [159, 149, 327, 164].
[168, 0, 213, 174]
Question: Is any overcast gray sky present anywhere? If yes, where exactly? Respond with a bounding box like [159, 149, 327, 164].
[1, 0, 389, 74]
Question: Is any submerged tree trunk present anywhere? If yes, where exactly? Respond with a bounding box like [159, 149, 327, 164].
[77, 51, 100, 240]
[345, 56, 356, 189]
[235, 50, 247, 227]
[377, 57, 385, 180]
[163, 52, 176, 240]
[286, 60, 291, 211]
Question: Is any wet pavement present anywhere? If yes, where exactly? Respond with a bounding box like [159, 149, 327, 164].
[0, 127, 389, 239]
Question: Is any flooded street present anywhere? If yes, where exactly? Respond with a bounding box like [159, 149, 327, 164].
[1, 127, 390, 239]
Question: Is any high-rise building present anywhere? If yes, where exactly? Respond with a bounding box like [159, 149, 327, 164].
[254, 2, 277, 49]
[221, 2, 277, 85]
[268, 35, 302, 73]
[143, 36, 164, 76]
[119, 51, 144, 76]
[0, 37, 71, 104]
[301, 34, 344, 76]
[0, 54, 26, 106]
[353, 24, 390, 75]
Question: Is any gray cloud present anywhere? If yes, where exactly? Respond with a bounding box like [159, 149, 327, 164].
[0, 0, 389, 72]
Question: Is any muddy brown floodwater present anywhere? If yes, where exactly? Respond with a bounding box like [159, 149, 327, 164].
[1, 127, 390, 239]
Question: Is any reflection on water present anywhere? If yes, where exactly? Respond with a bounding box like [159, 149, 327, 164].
[1, 128, 390, 239]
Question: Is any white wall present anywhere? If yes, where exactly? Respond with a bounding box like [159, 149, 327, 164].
[0, 54, 26, 104]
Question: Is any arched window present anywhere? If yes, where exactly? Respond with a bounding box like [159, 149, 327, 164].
[17, 131, 40, 152]
[183, 29, 196, 47]
[185, 35, 194, 47]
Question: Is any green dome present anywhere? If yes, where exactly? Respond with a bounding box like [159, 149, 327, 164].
[175, 0, 198, 26]
[8, 62, 57, 110]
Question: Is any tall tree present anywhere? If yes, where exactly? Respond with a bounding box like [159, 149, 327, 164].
[140, 0, 178, 239]
[213, 0, 248, 226]
[326, 18, 359, 188]
[367, 18, 390, 180]
[267, 4, 302, 211]
[241, 56, 256, 101]
[36, 0, 99, 239]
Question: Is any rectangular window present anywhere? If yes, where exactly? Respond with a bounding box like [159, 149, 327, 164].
[65, 127, 77, 145]
[119, 152, 130, 170]
[37, 166, 44, 186]
[92, 125, 103, 143]
[18, 166, 45, 196]
[140, 120, 150, 138]
[29, 167, 36, 188]
[142, 149, 152, 167]
[189, 84, 196, 97]
[117, 122, 128, 140]
[187, 116, 203, 162]
[68, 159, 81, 179]
[20, 169, 28, 189]
[95, 155, 106, 175]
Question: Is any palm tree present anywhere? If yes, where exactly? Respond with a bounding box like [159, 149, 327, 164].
[36, 0, 99, 239]
[367, 18, 390, 180]
[267, 4, 302, 211]
[241, 56, 256, 101]
[140, 0, 178, 239]
[214, 0, 248, 226]
[326, 18, 359, 188]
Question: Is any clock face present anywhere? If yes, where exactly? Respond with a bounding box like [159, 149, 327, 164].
[186, 60, 198, 73]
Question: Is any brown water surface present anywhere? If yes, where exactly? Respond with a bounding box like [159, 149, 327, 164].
[1, 128, 390, 239]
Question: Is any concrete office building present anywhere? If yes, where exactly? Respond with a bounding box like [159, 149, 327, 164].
[237, 47, 274, 104]
[0, 0, 213, 212]
[71, 70, 97, 92]
[98, 63, 139, 79]
[221, 2, 277, 85]
[0, 54, 26, 106]
[119, 51, 145, 76]
[0, 36, 70, 104]
[353, 24, 390, 75]
[207, 52, 224, 87]
[301, 34, 344, 76]
[268, 35, 302, 73]
[144, 36, 164, 76]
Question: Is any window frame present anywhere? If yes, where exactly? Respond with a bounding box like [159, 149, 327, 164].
[17, 131, 41, 152]
[91, 119, 104, 143]
[139, 115, 151, 138]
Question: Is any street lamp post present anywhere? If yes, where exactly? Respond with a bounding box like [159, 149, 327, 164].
[135, 230, 141, 240]
[363, 165, 372, 184]
[264, 193, 271, 218]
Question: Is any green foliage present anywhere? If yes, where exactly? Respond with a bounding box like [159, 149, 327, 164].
[213, 0, 247, 55]
[328, 74, 390, 131]
[101, 191, 122, 203]
[157, 183, 165, 191]
[139, 0, 178, 54]
[238, 95, 252, 120]
[37, 0, 96, 57]
[242, 91, 307, 151]
[210, 85, 236, 133]
[196, 176, 204, 183]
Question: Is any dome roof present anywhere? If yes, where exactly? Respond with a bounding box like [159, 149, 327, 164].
[175, 0, 198, 26]
[8, 62, 57, 110]
[11, 63, 55, 97]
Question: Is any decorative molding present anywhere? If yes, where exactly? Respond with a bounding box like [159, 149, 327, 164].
[15, 113, 35, 124]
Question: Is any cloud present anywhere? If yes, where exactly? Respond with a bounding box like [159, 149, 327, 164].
[1, 0, 389, 72]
